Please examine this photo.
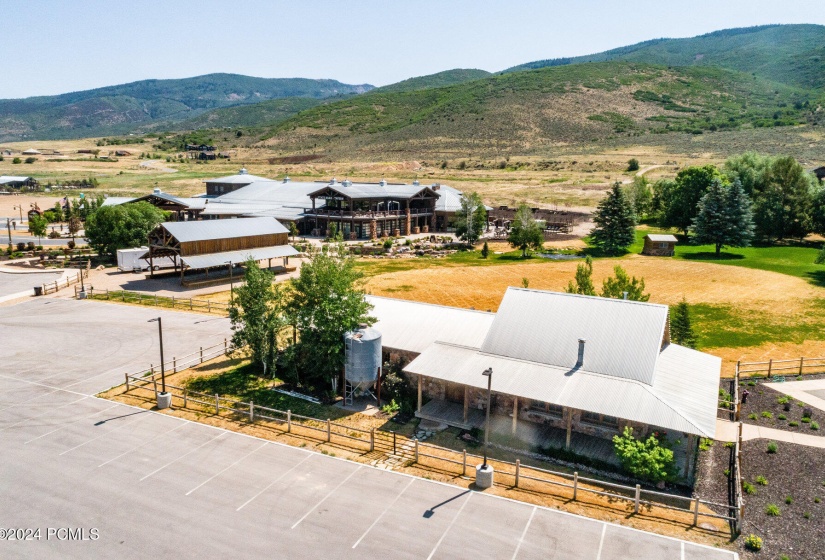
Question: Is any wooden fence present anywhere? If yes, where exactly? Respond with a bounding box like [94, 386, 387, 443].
[42, 269, 88, 295]
[83, 287, 229, 315]
[122, 366, 739, 531]
[737, 356, 825, 378]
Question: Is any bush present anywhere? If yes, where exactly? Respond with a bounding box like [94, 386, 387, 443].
[481, 241, 489, 258]
[67, 239, 76, 250]
[748, 413, 758, 420]
[812, 422, 820, 430]
[785, 495, 793, 505]
[699, 437, 713, 451]
[48, 231, 60, 239]
[744, 534, 763, 551]
[765, 503, 781, 516]
[756, 475, 768, 485]
[778, 414, 787, 420]
[382, 238, 393, 249]
[24, 157, 37, 164]
[12, 157, 21, 164]
[789, 421, 799, 427]
[767, 441, 778, 453]
[761, 411, 773, 419]
[743, 481, 756, 494]
[627, 158, 640, 172]
[612, 426, 675, 483]
[801, 417, 811, 423]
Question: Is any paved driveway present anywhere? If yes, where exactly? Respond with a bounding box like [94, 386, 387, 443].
[0, 300, 737, 559]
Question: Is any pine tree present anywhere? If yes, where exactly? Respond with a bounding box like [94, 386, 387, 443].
[690, 179, 754, 257]
[565, 256, 596, 296]
[600, 265, 650, 301]
[480, 241, 489, 258]
[591, 182, 636, 255]
[670, 298, 697, 349]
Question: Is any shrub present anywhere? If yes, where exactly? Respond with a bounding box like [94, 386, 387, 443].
[723, 468, 730, 477]
[765, 503, 781, 516]
[767, 441, 778, 453]
[481, 241, 489, 258]
[789, 421, 799, 427]
[612, 426, 675, 483]
[812, 422, 820, 430]
[815, 497, 821, 503]
[785, 495, 793, 505]
[778, 414, 787, 420]
[380, 399, 400, 416]
[777, 395, 792, 405]
[743, 534, 763, 551]
[742, 481, 756, 494]
[756, 475, 768, 485]
[801, 417, 811, 423]
[24, 156, 36, 164]
[382, 239, 393, 249]
[747, 381, 756, 386]
[748, 413, 758, 420]
[803, 512, 811, 519]
[627, 158, 640, 172]
[12, 157, 21, 164]
[699, 437, 713, 451]
[67, 239, 76, 250]
[761, 411, 773, 419]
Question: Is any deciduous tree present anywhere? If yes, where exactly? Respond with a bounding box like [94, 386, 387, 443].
[600, 265, 649, 301]
[84, 202, 166, 259]
[507, 204, 544, 257]
[565, 256, 596, 296]
[455, 191, 486, 244]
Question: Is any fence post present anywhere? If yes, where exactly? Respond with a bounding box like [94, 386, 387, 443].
[171, 295, 175, 308]
[207, 300, 211, 313]
[573, 472, 578, 501]
[287, 410, 291, 433]
[190, 298, 193, 310]
[153, 377, 158, 397]
[634, 484, 641, 514]
[327, 419, 331, 442]
[370, 428, 375, 452]
[106, 288, 109, 300]
[249, 401, 254, 422]
[154, 295, 158, 306]
[799, 357, 804, 375]
[200, 347, 203, 363]
[462, 449, 467, 477]
[224, 338, 228, 353]
[767, 358, 773, 378]
[414, 439, 419, 463]
[392, 431, 397, 455]
[183, 388, 188, 408]
[215, 394, 220, 415]
[693, 497, 700, 526]
[125, 373, 130, 392]
[515, 459, 520, 488]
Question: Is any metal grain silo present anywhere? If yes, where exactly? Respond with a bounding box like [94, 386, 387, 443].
[343, 326, 382, 405]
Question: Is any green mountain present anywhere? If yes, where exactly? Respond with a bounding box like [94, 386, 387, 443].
[0, 73, 373, 141]
[504, 24, 825, 90]
[372, 69, 492, 93]
[256, 60, 814, 156]
[176, 97, 328, 130]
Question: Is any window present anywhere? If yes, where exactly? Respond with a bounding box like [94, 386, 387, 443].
[529, 401, 563, 417]
[658, 242, 669, 248]
[581, 411, 619, 427]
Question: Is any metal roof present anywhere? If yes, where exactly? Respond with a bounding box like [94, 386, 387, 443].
[404, 341, 718, 437]
[646, 234, 679, 243]
[204, 171, 274, 185]
[161, 216, 288, 243]
[0, 176, 35, 184]
[100, 197, 136, 207]
[311, 181, 438, 200]
[367, 296, 494, 354]
[180, 244, 298, 270]
[481, 288, 667, 384]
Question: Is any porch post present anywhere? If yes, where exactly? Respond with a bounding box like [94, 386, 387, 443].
[463, 386, 469, 423]
[684, 433, 696, 478]
[565, 407, 573, 450]
[417, 375, 422, 413]
[511, 397, 518, 435]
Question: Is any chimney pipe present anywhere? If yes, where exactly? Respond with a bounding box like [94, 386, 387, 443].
[576, 339, 586, 368]
[622, 291, 628, 300]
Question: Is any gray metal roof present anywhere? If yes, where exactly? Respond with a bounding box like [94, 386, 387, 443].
[0, 176, 35, 184]
[404, 341, 718, 437]
[100, 197, 136, 207]
[162, 216, 288, 243]
[180, 244, 298, 270]
[367, 296, 494, 354]
[204, 171, 274, 185]
[646, 234, 679, 242]
[312, 181, 437, 200]
[481, 289, 667, 384]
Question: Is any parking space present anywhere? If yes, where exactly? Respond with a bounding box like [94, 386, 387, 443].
[1, 300, 738, 559]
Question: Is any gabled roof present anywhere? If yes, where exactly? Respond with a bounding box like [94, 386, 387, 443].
[645, 234, 679, 243]
[480, 289, 668, 384]
[309, 181, 439, 200]
[204, 169, 273, 185]
[0, 176, 35, 184]
[160, 216, 287, 243]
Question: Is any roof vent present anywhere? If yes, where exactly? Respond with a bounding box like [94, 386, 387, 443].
[379, 178, 387, 187]
[330, 177, 337, 185]
[153, 187, 162, 194]
[342, 179, 353, 187]
[412, 179, 420, 186]
[239, 167, 248, 175]
[622, 291, 628, 300]
[283, 175, 290, 183]
[575, 339, 586, 369]
[432, 184, 440, 191]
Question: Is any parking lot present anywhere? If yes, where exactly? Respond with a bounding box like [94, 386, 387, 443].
[0, 300, 737, 559]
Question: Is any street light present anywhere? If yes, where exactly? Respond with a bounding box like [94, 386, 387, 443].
[476, 367, 494, 489]
[147, 317, 170, 409]
[224, 260, 234, 301]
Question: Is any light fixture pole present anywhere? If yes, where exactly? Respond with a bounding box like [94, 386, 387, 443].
[476, 367, 494, 489]
[148, 317, 170, 409]
[225, 260, 234, 301]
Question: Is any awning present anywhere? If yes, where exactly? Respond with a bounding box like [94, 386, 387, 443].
[179, 245, 299, 270]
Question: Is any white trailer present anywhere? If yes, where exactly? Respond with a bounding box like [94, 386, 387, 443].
[116, 247, 174, 272]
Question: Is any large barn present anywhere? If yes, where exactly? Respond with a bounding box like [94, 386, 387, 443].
[368, 289, 720, 478]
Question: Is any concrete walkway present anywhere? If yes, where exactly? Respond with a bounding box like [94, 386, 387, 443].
[715, 419, 825, 448]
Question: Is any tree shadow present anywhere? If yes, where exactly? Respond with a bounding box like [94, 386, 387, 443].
[680, 252, 746, 261]
[805, 270, 825, 288]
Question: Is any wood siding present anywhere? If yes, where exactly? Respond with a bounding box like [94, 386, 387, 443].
[179, 232, 288, 256]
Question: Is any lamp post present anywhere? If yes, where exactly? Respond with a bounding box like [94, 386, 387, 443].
[148, 317, 170, 409]
[14, 204, 22, 222]
[476, 367, 494, 489]
[225, 260, 234, 301]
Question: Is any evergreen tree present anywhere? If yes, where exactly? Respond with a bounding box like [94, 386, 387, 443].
[228, 259, 287, 377]
[507, 203, 544, 257]
[590, 182, 636, 255]
[690, 179, 754, 257]
[480, 241, 489, 258]
[600, 266, 650, 301]
[565, 256, 596, 296]
[670, 298, 697, 348]
[815, 244, 825, 265]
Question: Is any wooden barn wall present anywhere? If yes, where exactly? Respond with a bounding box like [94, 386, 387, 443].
[180, 232, 288, 256]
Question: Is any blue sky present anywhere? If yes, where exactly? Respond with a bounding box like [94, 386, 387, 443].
[4, 0, 825, 99]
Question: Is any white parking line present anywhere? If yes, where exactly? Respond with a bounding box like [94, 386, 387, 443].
[352, 477, 415, 549]
[24, 403, 119, 444]
[0, 372, 88, 397]
[290, 466, 363, 529]
[98, 422, 187, 467]
[425, 491, 473, 560]
[236, 453, 314, 512]
[596, 523, 607, 560]
[0, 396, 88, 431]
[139, 432, 227, 482]
[681, 541, 685, 560]
[0, 388, 61, 412]
[59, 411, 150, 456]
[511, 506, 537, 560]
[185, 441, 269, 496]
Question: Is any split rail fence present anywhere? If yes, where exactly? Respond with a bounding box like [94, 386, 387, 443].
[122, 364, 740, 532]
[737, 356, 825, 379]
[42, 269, 88, 295]
[83, 287, 229, 315]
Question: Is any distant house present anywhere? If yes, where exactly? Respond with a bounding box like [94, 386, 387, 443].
[198, 151, 217, 161]
[218, 151, 232, 159]
[642, 234, 678, 256]
[22, 148, 41, 156]
[1, 149, 12, 156]
[814, 166, 825, 183]
[185, 144, 216, 152]
[114, 150, 132, 157]
[203, 167, 272, 196]
[0, 176, 38, 191]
